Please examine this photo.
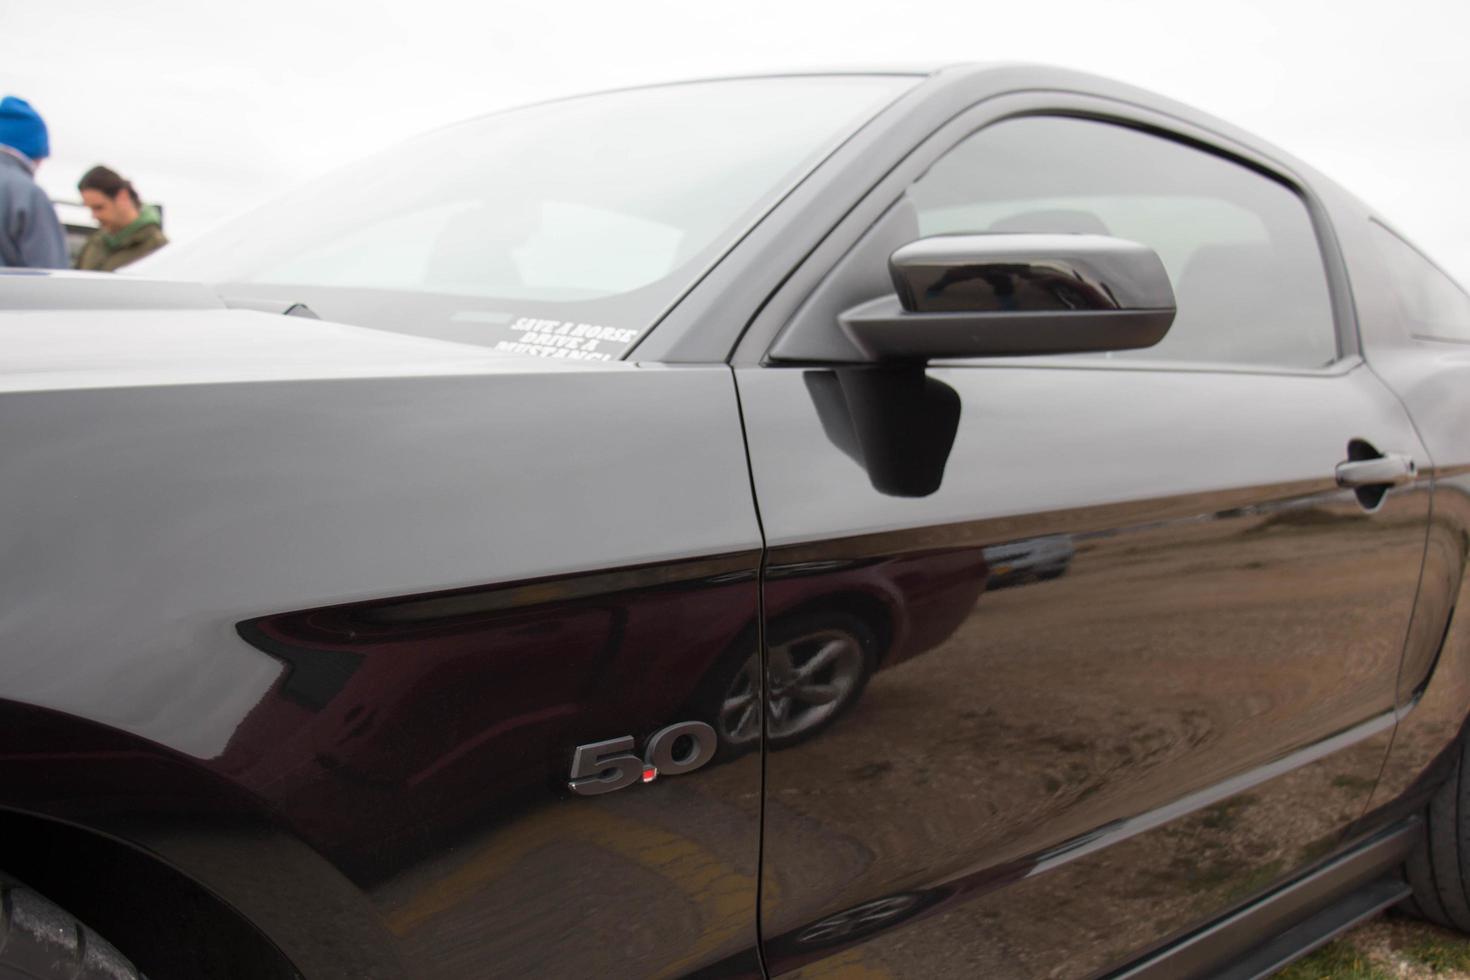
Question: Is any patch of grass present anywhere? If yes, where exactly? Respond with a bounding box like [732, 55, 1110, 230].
[1399, 932, 1470, 973]
[1331, 774, 1377, 793]
[1150, 852, 1284, 903]
[1295, 834, 1341, 868]
[1275, 940, 1394, 980]
[1200, 794, 1260, 831]
[1182, 855, 1251, 893]
[1218, 858, 1286, 905]
[1246, 507, 1365, 534]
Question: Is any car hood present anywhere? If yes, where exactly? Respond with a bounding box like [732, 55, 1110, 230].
[0, 270, 609, 394]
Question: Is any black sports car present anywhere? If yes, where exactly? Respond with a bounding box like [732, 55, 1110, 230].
[2, 64, 1469, 979]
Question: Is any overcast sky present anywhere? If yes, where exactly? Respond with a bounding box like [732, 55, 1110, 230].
[6, 0, 1468, 283]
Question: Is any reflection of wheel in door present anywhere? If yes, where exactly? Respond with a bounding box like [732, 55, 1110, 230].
[0, 873, 143, 979]
[707, 610, 877, 756]
[790, 889, 944, 949]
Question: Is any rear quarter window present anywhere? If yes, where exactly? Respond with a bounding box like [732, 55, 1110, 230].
[1370, 221, 1470, 343]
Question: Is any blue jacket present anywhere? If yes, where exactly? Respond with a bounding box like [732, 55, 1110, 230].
[0, 150, 67, 269]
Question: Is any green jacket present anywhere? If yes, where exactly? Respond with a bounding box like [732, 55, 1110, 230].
[76, 203, 168, 272]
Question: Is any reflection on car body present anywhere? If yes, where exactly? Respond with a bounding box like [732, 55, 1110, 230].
[2, 64, 1469, 980]
[220, 548, 988, 877]
[981, 534, 1075, 588]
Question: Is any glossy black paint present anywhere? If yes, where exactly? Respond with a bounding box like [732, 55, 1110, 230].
[739, 360, 1428, 977]
[829, 234, 1178, 361]
[889, 235, 1175, 316]
[226, 553, 760, 876]
[803, 368, 961, 497]
[0, 64, 1466, 980]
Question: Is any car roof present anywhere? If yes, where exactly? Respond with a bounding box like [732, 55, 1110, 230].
[540, 64, 1325, 178]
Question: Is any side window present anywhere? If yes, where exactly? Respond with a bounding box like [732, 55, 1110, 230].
[1369, 222, 1470, 343]
[906, 116, 1339, 369]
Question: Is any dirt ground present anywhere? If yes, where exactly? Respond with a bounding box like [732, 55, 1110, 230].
[1281, 913, 1470, 979]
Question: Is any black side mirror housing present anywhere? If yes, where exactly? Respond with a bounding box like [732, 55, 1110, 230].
[826, 234, 1176, 362]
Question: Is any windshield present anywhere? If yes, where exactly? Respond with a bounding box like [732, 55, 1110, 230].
[137, 75, 916, 360]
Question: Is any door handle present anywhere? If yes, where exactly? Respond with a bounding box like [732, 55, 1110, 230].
[1335, 454, 1416, 488]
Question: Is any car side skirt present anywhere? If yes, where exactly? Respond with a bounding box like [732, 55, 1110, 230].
[1110, 819, 1417, 980]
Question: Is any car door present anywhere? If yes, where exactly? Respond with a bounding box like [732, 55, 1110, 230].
[735, 109, 1431, 977]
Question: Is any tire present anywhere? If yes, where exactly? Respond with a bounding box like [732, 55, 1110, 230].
[1403, 739, 1470, 931]
[697, 610, 878, 758]
[0, 875, 142, 980]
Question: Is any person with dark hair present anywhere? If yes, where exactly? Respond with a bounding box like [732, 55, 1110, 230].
[76, 165, 167, 271]
[0, 95, 68, 269]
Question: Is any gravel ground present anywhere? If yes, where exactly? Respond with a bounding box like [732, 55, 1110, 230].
[1281, 913, 1470, 979]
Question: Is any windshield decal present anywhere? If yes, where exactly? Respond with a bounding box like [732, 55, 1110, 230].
[493, 316, 639, 362]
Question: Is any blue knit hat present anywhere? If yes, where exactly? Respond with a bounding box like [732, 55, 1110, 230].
[0, 97, 50, 161]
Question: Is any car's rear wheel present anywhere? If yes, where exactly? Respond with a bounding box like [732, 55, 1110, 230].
[1403, 738, 1470, 931]
[0, 874, 142, 979]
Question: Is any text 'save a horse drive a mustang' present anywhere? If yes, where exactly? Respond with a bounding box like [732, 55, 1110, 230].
[3, 64, 1470, 980]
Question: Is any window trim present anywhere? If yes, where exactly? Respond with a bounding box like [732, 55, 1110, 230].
[740, 89, 1360, 376]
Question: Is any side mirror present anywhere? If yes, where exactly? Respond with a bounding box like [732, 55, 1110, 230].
[837, 234, 1177, 361]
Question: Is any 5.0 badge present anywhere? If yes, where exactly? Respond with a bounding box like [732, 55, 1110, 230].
[567, 721, 718, 796]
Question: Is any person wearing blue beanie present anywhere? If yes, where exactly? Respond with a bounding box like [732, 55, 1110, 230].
[0, 96, 68, 268]
[0, 96, 51, 162]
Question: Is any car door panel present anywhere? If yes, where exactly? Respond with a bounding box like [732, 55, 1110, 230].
[738, 359, 1428, 977]
[1324, 192, 1470, 834]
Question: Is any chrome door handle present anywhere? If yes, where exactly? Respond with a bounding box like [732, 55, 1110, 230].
[1335, 454, 1416, 488]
